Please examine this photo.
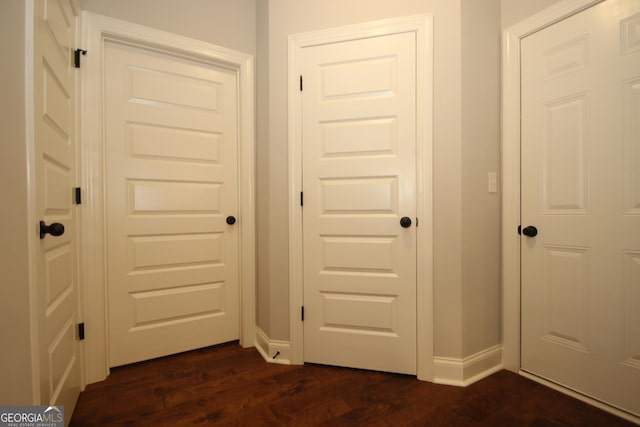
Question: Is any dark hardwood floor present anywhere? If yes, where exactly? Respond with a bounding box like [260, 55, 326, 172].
[70, 341, 635, 426]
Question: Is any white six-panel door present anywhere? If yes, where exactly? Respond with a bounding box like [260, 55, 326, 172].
[302, 32, 417, 374]
[521, 0, 640, 416]
[104, 40, 240, 367]
[34, 0, 82, 416]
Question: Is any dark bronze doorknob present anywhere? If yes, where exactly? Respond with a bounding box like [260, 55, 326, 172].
[400, 217, 412, 228]
[522, 225, 538, 237]
[39, 221, 65, 239]
[226, 216, 236, 225]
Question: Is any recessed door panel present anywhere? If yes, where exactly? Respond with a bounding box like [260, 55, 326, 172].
[621, 13, 640, 55]
[321, 292, 398, 334]
[128, 67, 222, 112]
[43, 66, 71, 140]
[131, 282, 224, 325]
[321, 118, 397, 158]
[542, 35, 588, 80]
[48, 319, 76, 401]
[320, 56, 397, 99]
[45, 244, 73, 305]
[541, 246, 589, 350]
[128, 123, 222, 163]
[129, 180, 221, 213]
[623, 78, 640, 214]
[622, 251, 640, 369]
[321, 177, 397, 214]
[542, 95, 588, 214]
[321, 235, 397, 275]
[129, 234, 222, 270]
[44, 160, 71, 214]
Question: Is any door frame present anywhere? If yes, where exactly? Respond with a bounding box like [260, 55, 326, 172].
[288, 14, 434, 380]
[502, 0, 640, 421]
[80, 12, 256, 384]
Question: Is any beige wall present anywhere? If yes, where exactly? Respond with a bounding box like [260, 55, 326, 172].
[501, 0, 564, 28]
[80, 0, 256, 55]
[461, 0, 502, 356]
[0, 1, 35, 404]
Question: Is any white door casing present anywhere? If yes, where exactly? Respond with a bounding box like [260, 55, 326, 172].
[520, 0, 640, 416]
[104, 40, 240, 367]
[81, 13, 255, 382]
[34, 0, 83, 415]
[301, 32, 417, 374]
[288, 15, 434, 380]
[503, 0, 640, 421]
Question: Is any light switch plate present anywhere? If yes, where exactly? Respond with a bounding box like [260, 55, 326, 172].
[488, 172, 497, 193]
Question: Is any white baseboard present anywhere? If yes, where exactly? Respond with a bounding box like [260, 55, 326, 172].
[255, 327, 292, 365]
[433, 344, 503, 386]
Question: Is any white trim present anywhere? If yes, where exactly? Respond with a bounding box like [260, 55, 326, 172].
[501, 0, 603, 373]
[81, 12, 256, 384]
[24, 0, 40, 404]
[71, 1, 87, 392]
[287, 32, 304, 366]
[288, 14, 434, 380]
[520, 371, 640, 424]
[415, 14, 435, 382]
[255, 327, 292, 365]
[434, 345, 503, 387]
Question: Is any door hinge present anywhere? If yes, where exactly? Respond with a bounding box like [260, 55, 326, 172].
[299, 75, 303, 91]
[74, 187, 82, 205]
[74, 49, 87, 68]
[77, 323, 85, 340]
[300, 191, 304, 206]
[301, 306, 305, 321]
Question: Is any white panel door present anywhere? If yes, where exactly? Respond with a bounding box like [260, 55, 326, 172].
[302, 32, 417, 374]
[34, 0, 82, 416]
[521, 0, 640, 416]
[105, 41, 239, 366]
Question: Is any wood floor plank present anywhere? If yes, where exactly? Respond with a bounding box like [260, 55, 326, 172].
[70, 342, 636, 426]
